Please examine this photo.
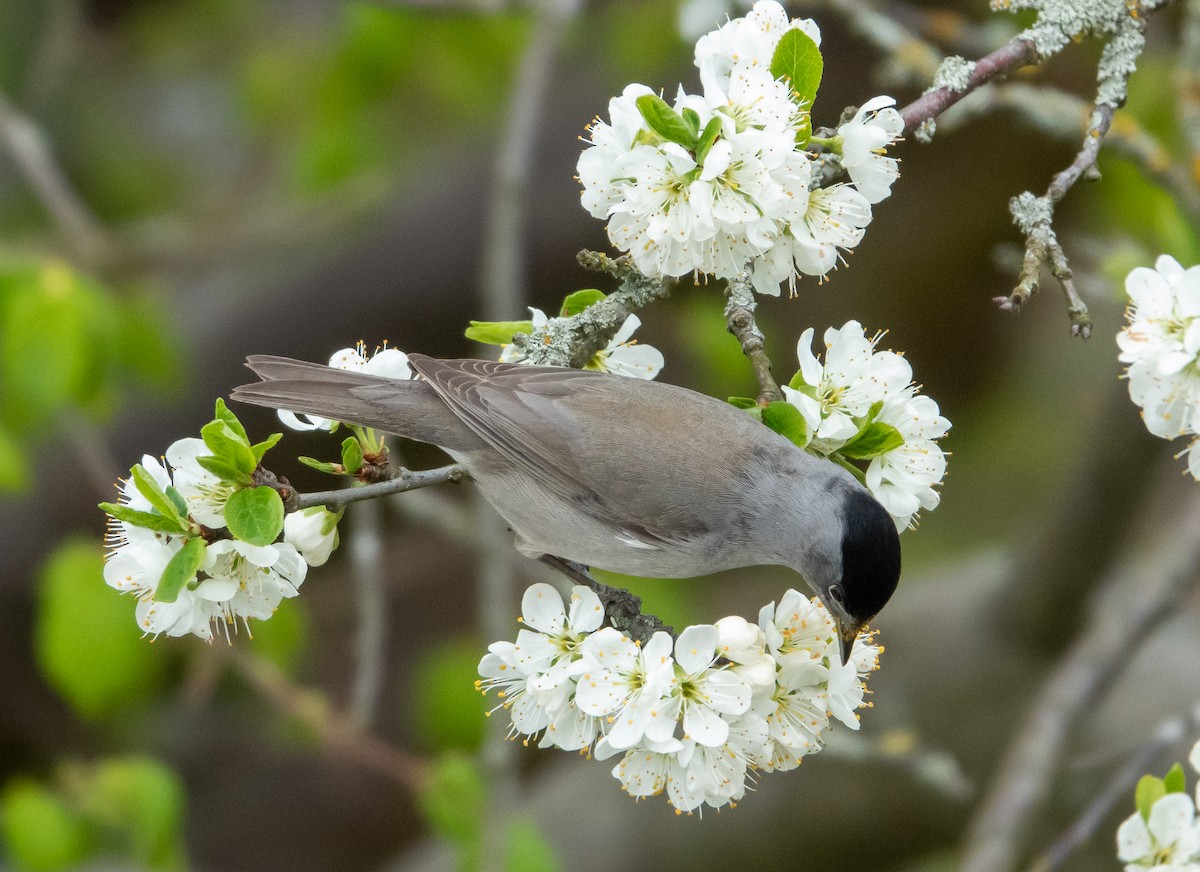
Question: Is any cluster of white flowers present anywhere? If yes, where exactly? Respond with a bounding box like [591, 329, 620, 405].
[780, 320, 950, 530]
[500, 309, 665, 380]
[1116, 741, 1200, 871]
[1118, 255, 1200, 479]
[477, 583, 881, 814]
[103, 450, 337, 641]
[280, 342, 413, 432]
[578, 0, 903, 295]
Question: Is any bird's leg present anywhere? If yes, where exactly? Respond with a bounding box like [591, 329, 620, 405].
[537, 555, 674, 644]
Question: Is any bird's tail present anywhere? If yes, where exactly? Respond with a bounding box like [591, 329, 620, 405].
[231, 355, 483, 451]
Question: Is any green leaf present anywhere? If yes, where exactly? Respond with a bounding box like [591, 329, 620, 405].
[770, 28, 823, 109]
[726, 396, 759, 410]
[681, 107, 701, 137]
[196, 454, 252, 485]
[341, 437, 364, 474]
[131, 465, 186, 527]
[1136, 774, 1167, 820]
[838, 422, 905, 460]
[165, 486, 189, 521]
[35, 540, 165, 719]
[155, 538, 206, 604]
[99, 503, 188, 535]
[0, 426, 29, 492]
[412, 638, 489, 752]
[250, 432, 283, 463]
[695, 117, 723, 164]
[0, 780, 88, 872]
[199, 420, 257, 477]
[213, 397, 248, 443]
[85, 757, 186, 869]
[299, 456, 342, 475]
[224, 486, 285, 546]
[761, 401, 809, 448]
[635, 93, 698, 149]
[418, 753, 486, 845]
[465, 319, 534, 346]
[505, 817, 561, 872]
[559, 289, 606, 317]
[787, 368, 817, 392]
[1164, 763, 1187, 794]
[864, 399, 885, 424]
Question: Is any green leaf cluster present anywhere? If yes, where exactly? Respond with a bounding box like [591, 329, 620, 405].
[0, 261, 180, 494]
[417, 754, 561, 872]
[466, 290, 609, 347]
[769, 28, 822, 145]
[0, 757, 186, 872]
[1135, 763, 1190, 820]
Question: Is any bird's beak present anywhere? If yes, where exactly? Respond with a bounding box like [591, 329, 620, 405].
[837, 620, 862, 665]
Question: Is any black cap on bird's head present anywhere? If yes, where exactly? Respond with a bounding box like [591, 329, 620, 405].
[823, 488, 902, 664]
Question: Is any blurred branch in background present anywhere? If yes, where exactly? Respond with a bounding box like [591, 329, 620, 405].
[1027, 698, 1200, 872]
[349, 497, 387, 731]
[961, 489, 1200, 872]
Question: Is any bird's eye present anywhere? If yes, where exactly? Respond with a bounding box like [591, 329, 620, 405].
[827, 584, 845, 607]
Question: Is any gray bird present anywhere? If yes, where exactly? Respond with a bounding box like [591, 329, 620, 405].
[232, 354, 901, 659]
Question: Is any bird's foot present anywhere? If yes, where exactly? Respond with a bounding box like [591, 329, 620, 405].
[538, 555, 674, 644]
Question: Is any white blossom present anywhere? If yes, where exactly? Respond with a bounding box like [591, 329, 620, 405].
[283, 507, 339, 567]
[838, 96, 904, 204]
[279, 342, 412, 431]
[198, 539, 307, 637]
[165, 438, 235, 528]
[867, 389, 951, 530]
[575, 629, 677, 750]
[657, 625, 753, 748]
[824, 633, 883, 730]
[1116, 793, 1200, 871]
[1118, 255, 1200, 480]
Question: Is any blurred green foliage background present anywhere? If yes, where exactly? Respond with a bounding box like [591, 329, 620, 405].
[0, 0, 1198, 870]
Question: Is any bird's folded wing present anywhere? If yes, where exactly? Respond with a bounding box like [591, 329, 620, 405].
[407, 355, 718, 548]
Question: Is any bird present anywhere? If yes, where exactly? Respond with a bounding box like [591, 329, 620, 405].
[231, 353, 901, 660]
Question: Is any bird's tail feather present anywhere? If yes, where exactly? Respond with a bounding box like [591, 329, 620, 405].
[231, 356, 484, 452]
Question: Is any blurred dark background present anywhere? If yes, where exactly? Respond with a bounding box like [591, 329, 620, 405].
[0, 0, 1198, 870]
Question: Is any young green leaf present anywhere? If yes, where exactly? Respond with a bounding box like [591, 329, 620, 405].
[559, 289, 606, 317]
[726, 396, 759, 410]
[196, 454, 252, 485]
[298, 456, 342, 475]
[99, 503, 188, 535]
[131, 464, 187, 526]
[213, 398, 248, 443]
[1164, 763, 1187, 794]
[155, 538, 206, 603]
[681, 107, 702, 137]
[761, 401, 809, 448]
[465, 320, 534, 346]
[695, 117, 723, 163]
[224, 486, 285, 547]
[200, 420, 257, 478]
[250, 432, 283, 463]
[165, 486, 189, 521]
[341, 437, 364, 474]
[787, 368, 816, 392]
[838, 422, 904, 460]
[770, 28, 823, 110]
[1136, 774, 1167, 821]
[635, 93, 698, 149]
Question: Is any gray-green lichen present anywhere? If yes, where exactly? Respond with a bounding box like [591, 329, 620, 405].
[932, 56, 977, 92]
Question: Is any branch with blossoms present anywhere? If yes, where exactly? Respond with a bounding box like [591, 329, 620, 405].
[96, 0, 1195, 824]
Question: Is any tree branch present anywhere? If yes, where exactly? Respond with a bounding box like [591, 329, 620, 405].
[724, 270, 782, 404]
[292, 464, 468, 511]
[959, 494, 1200, 872]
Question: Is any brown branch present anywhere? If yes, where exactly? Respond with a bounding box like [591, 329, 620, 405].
[959, 495, 1200, 872]
[292, 464, 468, 511]
[723, 270, 782, 404]
[229, 651, 430, 791]
[899, 37, 1038, 134]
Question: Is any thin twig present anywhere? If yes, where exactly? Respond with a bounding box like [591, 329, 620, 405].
[959, 495, 1200, 872]
[723, 270, 782, 404]
[229, 650, 430, 791]
[0, 89, 117, 268]
[349, 497, 387, 731]
[292, 464, 467, 511]
[1025, 699, 1200, 872]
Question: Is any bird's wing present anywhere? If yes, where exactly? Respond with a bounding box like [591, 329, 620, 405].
[407, 355, 732, 547]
